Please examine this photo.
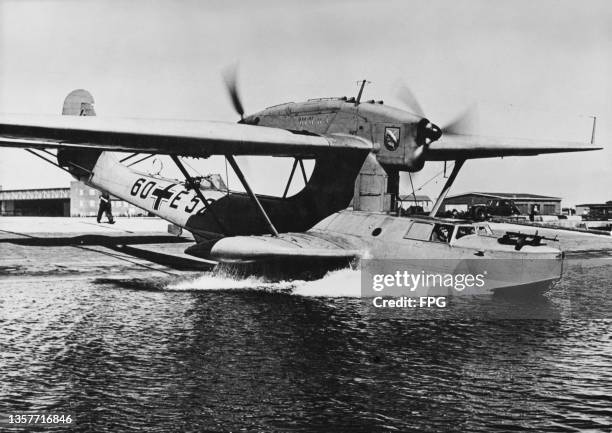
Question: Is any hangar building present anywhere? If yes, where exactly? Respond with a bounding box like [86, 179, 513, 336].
[0, 187, 71, 216]
[0, 182, 146, 217]
[442, 192, 562, 215]
[69, 181, 146, 217]
[575, 201, 612, 218]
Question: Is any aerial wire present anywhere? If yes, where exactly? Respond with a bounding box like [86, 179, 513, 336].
[408, 171, 418, 206]
[413, 162, 456, 193]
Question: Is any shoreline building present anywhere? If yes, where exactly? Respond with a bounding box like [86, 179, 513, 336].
[0, 182, 146, 217]
[0, 186, 71, 216]
[69, 181, 147, 217]
[397, 194, 433, 213]
[575, 201, 612, 218]
[442, 192, 562, 215]
[1, 176, 226, 217]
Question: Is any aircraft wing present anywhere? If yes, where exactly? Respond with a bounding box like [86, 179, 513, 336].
[0, 114, 372, 157]
[208, 232, 362, 263]
[426, 134, 601, 160]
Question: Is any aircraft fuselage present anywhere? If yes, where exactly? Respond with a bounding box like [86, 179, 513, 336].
[86, 149, 366, 241]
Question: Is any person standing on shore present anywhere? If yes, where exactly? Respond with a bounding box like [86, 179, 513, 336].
[97, 192, 115, 224]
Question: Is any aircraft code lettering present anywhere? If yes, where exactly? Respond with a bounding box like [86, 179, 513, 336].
[130, 178, 146, 196]
[140, 181, 156, 199]
[129, 178, 215, 214]
[130, 178, 159, 199]
[150, 183, 177, 211]
[184, 196, 199, 213]
[170, 190, 187, 209]
[185, 196, 216, 214]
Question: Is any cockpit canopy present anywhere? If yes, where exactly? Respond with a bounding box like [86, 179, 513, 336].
[403, 220, 493, 244]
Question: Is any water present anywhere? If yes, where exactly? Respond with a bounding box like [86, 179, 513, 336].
[1, 259, 611, 432]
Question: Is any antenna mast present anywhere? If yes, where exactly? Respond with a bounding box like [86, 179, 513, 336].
[355, 79, 371, 105]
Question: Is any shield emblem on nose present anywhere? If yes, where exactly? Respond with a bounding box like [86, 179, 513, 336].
[384, 126, 400, 151]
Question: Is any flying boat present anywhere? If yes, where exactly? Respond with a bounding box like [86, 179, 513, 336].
[0, 76, 600, 294]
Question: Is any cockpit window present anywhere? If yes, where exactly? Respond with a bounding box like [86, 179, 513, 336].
[476, 224, 493, 236]
[430, 224, 454, 243]
[403, 222, 434, 241]
[455, 226, 475, 240]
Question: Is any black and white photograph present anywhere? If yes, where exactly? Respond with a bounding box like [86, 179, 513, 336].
[0, 0, 611, 431]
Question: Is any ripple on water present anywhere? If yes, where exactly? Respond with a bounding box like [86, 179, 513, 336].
[0, 259, 610, 432]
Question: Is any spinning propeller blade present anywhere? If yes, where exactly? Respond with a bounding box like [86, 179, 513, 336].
[442, 105, 480, 135]
[223, 65, 245, 121]
[397, 82, 479, 142]
[397, 84, 425, 118]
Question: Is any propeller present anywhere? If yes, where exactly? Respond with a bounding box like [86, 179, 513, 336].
[442, 105, 479, 135]
[397, 83, 479, 143]
[397, 84, 440, 146]
[223, 64, 245, 122]
[397, 84, 425, 118]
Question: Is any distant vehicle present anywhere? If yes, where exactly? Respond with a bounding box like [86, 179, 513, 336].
[400, 205, 425, 216]
[469, 199, 521, 221]
[583, 205, 612, 221]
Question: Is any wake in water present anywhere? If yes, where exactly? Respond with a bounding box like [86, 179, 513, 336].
[166, 270, 294, 293]
[166, 267, 362, 298]
[291, 268, 361, 297]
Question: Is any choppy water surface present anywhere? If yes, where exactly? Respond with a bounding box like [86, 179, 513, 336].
[1, 259, 611, 432]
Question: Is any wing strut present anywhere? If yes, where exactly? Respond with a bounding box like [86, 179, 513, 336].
[127, 153, 155, 168]
[25, 149, 73, 174]
[170, 155, 230, 236]
[298, 159, 308, 184]
[282, 158, 299, 198]
[226, 155, 279, 237]
[24, 148, 93, 175]
[429, 159, 465, 217]
[281, 158, 309, 199]
[120, 153, 140, 163]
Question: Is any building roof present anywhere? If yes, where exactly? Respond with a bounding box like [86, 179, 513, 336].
[446, 192, 561, 201]
[398, 194, 432, 202]
[576, 202, 612, 207]
[0, 187, 70, 200]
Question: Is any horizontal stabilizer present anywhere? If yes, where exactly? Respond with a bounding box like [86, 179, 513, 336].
[426, 134, 601, 160]
[0, 114, 372, 157]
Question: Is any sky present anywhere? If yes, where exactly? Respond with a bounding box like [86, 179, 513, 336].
[0, 0, 611, 206]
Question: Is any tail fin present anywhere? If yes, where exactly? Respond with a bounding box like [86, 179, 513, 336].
[57, 89, 100, 179]
[62, 89, 96, 116]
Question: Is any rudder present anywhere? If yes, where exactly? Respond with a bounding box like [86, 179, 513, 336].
[57, 89, 101, 180]
[62, 89, 96, 116]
